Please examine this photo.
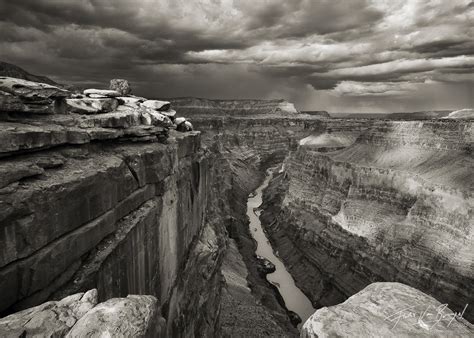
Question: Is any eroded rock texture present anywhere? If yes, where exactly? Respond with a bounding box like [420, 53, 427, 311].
[0, 289, 162, 337]
[301, 282, 473, 337]
[261, 120, 474, 322]
[0, 77, 222, 337]
[170, 97, 299, 116]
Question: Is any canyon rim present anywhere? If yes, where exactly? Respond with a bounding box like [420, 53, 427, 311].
[0, 0, 473, 337]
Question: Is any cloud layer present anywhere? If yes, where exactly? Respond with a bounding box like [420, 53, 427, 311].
[0, 0, 472, 112]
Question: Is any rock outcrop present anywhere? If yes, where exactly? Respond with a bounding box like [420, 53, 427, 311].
[443, 108, 474, 120]
[170, 97, 299, 116]
[301, 282, 473, 337]
[0, 289, 162, 337]
[0, 61, 59, 86]
[0, 77, 216, 337]
[301, 111, 330, 118]
[261, 120, 474, 322]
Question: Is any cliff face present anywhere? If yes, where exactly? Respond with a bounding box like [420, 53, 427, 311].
[0, 78, 227, 337]
[0, 129, 226, 336]
[169, 98, 299, 116]
[261, 120, 474, 322]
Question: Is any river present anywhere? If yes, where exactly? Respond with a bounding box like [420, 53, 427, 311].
[247, 170, 316, 329]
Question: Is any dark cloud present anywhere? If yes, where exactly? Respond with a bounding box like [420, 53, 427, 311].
[0, 0, 472, 112]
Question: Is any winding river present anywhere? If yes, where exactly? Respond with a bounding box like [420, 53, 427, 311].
[247, 170, 316, 328]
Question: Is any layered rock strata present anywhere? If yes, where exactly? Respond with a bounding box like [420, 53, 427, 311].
[261, 120, 474, 322]
[301, 282, 473, 337]
[170, 97, 299, 116]
[0, 77, 221, 337]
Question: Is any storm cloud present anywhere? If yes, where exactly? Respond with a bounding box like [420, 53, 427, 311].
[0, 0, 472, 112]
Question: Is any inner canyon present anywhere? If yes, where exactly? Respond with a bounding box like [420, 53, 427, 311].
[0, 67, 472, 337]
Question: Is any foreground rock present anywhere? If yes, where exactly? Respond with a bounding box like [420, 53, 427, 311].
[0, 289, 162, 337]
[301, 282, 473, 337]
[66, 295, 162, 337]
[0, 77, 68, 114]
[0, 77, 68, 100]
[65, 97, 119, 114]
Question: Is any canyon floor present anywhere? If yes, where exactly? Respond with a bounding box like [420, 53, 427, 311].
[0, 70, 472, 337]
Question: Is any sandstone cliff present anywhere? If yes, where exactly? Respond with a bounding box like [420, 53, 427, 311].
[261, 120, 474, 323]
[0, 77, 223, 337]
[170, 97, 299, 116]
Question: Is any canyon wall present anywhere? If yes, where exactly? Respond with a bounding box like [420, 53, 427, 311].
[170, 98, 299, 116]
[261, 120, 474, 322]
[3, 80, 471, 337]
[0, 78, 229, 337]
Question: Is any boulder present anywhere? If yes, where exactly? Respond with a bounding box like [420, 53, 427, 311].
[175, 117, 186, 125]
[83, 89, 121, 97]
[161, 109, 177, 118]
[0, 77, 69, 100]
[65, 98, 119, 114]
[0, 290, 97, 337]
[301, 282, 473, 338]
[65, 295, 158, 337]
[141, 100, 171, 111]
[176, 120, 193, 132]
[142, 110, 173, 128]
[110, 79, 132, 96]
[117, 97, 143, 108]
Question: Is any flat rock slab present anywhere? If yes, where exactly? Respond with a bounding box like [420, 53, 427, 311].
[142, 100, 171, 111]
[161, 109, 177, 118]
[0, 77, 69, 100]
[83, 89, 121, 97]
[66, 98, 118, 114]
[301, 282, 473, 337]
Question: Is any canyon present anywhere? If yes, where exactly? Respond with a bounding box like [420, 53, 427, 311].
[0, 69, 472, 337]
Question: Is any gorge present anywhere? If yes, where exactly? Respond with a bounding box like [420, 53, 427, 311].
[0, 70, 472, 337]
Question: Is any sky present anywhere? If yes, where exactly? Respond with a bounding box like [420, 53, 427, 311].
[0, 0, 473, 112]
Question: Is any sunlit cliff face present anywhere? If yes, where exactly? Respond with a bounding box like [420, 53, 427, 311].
[1, 0, 473, 112]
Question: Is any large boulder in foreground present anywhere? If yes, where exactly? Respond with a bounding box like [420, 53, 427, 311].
[301, 282, 473, 338]
[0, 290, 163, 337]
[66, 295, 162, 337]
[0, 290, 97, 337]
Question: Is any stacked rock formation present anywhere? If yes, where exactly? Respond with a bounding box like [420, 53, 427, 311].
[0, 77, 194, 155]
[0, 289, 163, 337]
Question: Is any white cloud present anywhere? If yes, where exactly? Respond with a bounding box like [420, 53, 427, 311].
[333, 81, 418, 96]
